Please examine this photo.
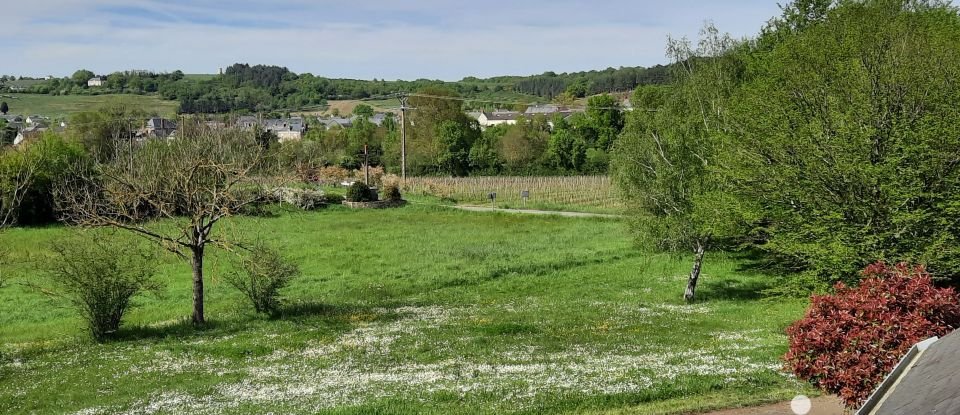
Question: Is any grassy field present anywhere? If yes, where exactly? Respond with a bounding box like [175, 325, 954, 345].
[403, 176, 624, 214]
[0, 93, 179, 119]
[0, 205, 810, 414]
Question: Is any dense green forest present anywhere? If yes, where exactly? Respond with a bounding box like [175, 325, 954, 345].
[0, 64, 670, 114]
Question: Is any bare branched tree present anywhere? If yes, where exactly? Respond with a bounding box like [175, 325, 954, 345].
[0, 147, 40, 228]
[0, 145, 41, 288]
[56, 127, 270, 324]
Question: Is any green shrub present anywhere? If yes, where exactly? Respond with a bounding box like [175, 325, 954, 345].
[42, 234, 159, 341]
[383, 183, 402, 201]
[345, 182, 376, 202]
[323, 193, 345, 204]
[1, 133, 87, 225]
[226, 243, 300, 315]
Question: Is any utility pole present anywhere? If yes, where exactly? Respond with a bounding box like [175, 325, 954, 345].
[364, 144, 370, 186]
[398, 95, 411, 183]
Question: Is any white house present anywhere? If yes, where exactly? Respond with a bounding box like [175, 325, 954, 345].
[476, 110, 521, 128]
[87, 77, 104, 87]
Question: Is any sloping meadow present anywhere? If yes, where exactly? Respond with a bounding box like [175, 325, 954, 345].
[0, 206, 808, 414]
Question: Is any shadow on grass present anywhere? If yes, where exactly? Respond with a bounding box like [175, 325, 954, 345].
[113, 318, 246, 342]
[112, 301, 401, 343]
[436, 249, 642, 290]
[696, 277, 775, 302]
[272, 300, 392, 320]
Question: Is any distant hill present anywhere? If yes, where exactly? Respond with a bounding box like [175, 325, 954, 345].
[2, 63, 671, 114]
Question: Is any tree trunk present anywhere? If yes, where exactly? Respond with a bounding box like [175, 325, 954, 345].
[684, 240, 706, 303]
[191, 245, 205, 325]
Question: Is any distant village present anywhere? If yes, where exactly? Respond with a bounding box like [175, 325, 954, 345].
[0, 75, 635, 146]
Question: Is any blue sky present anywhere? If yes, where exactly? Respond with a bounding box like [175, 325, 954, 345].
[3, 1, 784, 80]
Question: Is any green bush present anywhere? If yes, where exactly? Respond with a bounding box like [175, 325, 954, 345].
[42, 234, 159, 341]
[1, 133, 87, 225]
[383, 184, 402, 201]
[345, 182, 376, 202]
[322, 193, 345, 204]
[226, 243, 300, 315]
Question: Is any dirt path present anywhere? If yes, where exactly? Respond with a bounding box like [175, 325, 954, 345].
[702, 396, 847, 415]
[452, 205, 623, 219]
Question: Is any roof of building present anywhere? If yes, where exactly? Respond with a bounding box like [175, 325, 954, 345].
[860, 330, 960, 415]
[525, 104, 565, 114]
[147, 118, 177, 130]
[318, 117, 353, 128]
[263, 117, 305, 133]
[368, 113, 390, 126]
[481, 111, 521, 121]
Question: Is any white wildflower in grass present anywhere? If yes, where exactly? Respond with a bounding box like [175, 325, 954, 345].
[62, 303, 791, 414]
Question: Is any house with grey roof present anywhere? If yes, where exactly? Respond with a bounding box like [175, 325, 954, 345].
[142, 117, 177, 139]
[477, 110, 521, 128]
[317, 117, 354, 130]
[857, 330, 960, 414]
[368, 113, 391, 126]
[87, 77, 104, 87]
[263, 117, 306, 142]
[236, 115, 260, 130]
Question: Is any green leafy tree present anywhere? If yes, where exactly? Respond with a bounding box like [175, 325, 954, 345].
[547, 117, 587, 172]
[71, 69, 95, 87]
[498, 116, 550, 173]
[352, 104, 374, 118]
[469, 125, 505, 174]
[67, 101, 147, 162]
[612, 24, 740, 302]
[565, 79, 589, 98]
[435, 120, 477, 176]
[408, 87, 472, 174]
[586, 94, 625, 150]
[722, 0, 960, 283]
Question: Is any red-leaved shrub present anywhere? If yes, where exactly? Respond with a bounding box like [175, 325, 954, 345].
[784, 262, 960, 408]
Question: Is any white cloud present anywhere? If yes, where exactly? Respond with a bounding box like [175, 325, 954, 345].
[2, 0, 783, 79]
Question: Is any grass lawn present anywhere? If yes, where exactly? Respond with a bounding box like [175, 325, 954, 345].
[0, 205, 811, 414]
[0, 93, 179, 119]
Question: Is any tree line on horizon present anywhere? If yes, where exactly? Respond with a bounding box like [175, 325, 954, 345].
[1, 63, 672, 114]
